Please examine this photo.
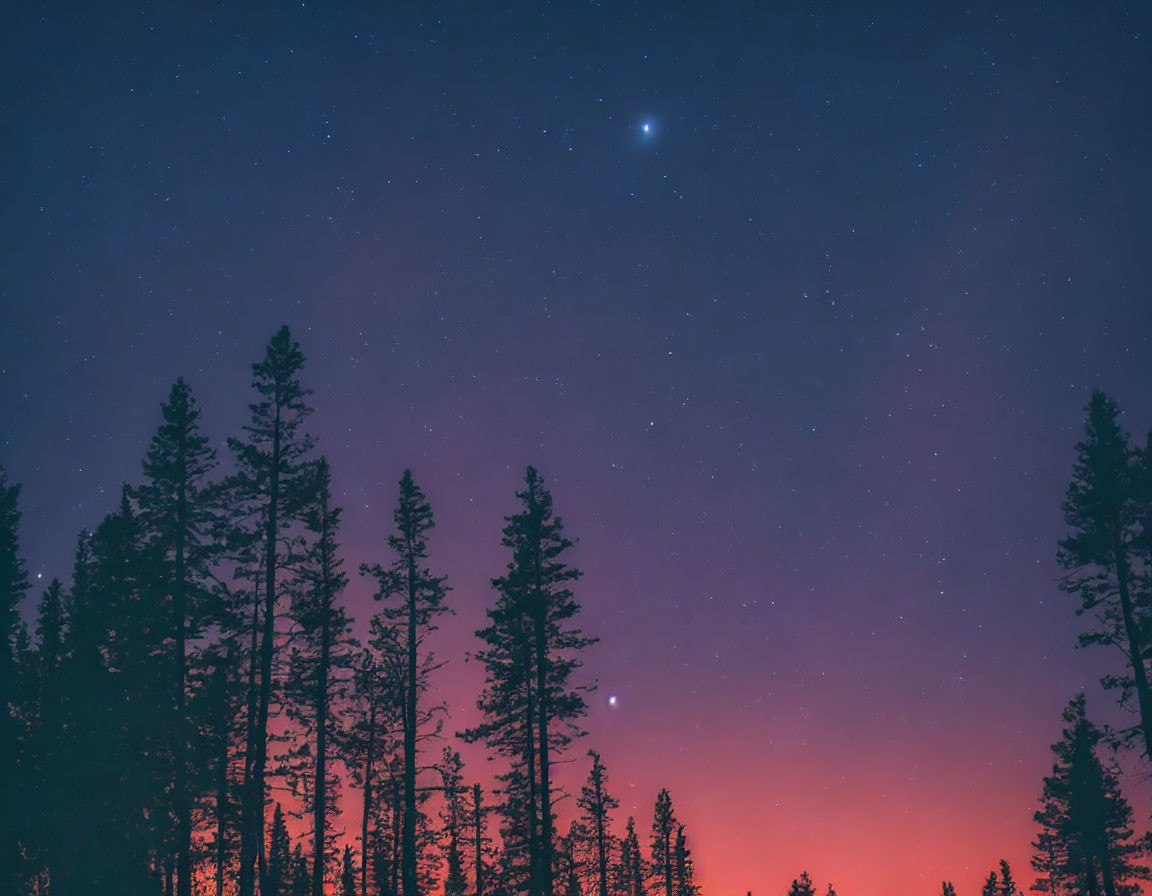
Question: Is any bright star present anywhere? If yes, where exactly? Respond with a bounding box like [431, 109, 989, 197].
[608, 694, 618, 707]
[642, 122, 651, 134]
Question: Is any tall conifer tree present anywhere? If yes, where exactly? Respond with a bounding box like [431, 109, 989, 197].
[1059, 391, 1152, 758]
[1032, 695, 1150, 896]
[465, 467, 595, 896]
[283, 458, 354, 896]
[135, 377, 221, 896]
[578, 750, 619, 896]
[650, 790, 676, 896]
[362, 470, 450, 896]
[0, 465, 29, 890]
[228, 325, 316, 896]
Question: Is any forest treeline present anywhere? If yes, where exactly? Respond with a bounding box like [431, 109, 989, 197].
[0, 327, 699, 896]
[0, 329, 1151, 896]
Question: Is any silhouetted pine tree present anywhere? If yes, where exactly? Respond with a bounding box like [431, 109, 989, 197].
[228, 325, 317, 896]
[135, 376, 222, 896]
[578, 750, 619, 896]
[342, 845, 358, 896]
[362, 469, 450, 896]
[824, 885, 836, 896]
[96, 491, 173, 889]
[1032, 694, 1150, 896]
[982, 870, 999, 896]
[787, 872, 815, 896]
[0, 465, 29, 890]
[440, 748, 469, 896]
[560, 820, 585, 896]
[268, 803, 293, 896]
[345, 648, 401, 896]
[292, 844, 311, 896]
[650, 790, 677, 896]
[941, 883, 957, 896]
[1059, 391, 1152, 759]
[22, 579, 65, 884]
[998, 859, 1020, 896]
[190, 631, 246, 896]
[470, 782, 493, 896]
[616, 817, 645, 896]
[673, 825, 697, 896]
[283, 458, 355, 896]
[465, 467, 595, 896]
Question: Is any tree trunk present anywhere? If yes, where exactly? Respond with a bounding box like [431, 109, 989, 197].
[532, 533, 553, 896]
[313, 569, 331, 896]
[1099, 850, 1118, 896]
[362, 700, 377, 896]
[595, 790, 608, 896]
[473, 788, 484, 896]
[402, 545, 419, 896]
[1113, 537, 1152, 760]
[239, 578, 262, 896]
[1084, 856, 1101, 896]
[174, 429, 192, 896]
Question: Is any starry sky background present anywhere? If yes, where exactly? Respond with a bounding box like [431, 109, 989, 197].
[3, 3, 1152, 894]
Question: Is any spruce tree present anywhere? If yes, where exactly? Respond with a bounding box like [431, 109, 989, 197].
[982, 871, 999, 896]
[673, 825, 697, 896]
[998, 859, 1020, 896]
[228, 325, 317, 896]
[342, 845, 359, 896]
[941, 883, 957, 896]
[1032, 694, 1150, 896]
[0, 465, 29, 890]
[440, 748, 469, 896]
[616, 817, 645, 896]
[345, 649, 401, 896]
[361, 469, 450, 896]
[787, 872, 815, 896]
[464, 467, 596, 896]
[470, 783, 492, 896]
[578, 750, 619, 896]
[269, 803, 293, 896]
[1059, 391, 1152, 758]
[135, 376, 221, 896]
[283, 458, 354, 896]
[650, 790, 676, 896]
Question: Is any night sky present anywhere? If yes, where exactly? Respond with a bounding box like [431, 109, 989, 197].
[3, 3, 1152, 894]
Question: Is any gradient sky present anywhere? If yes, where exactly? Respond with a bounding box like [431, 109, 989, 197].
[3, 3, 1152, 895]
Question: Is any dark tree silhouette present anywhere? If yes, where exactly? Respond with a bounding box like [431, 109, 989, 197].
[998, 859, 1020, 896]
[439, 748, 468, 896]
[345, 648, 401, 896]
[941, 883, 957, 896]
[578, 750, 619, 896]
[616, 817, 645, 896]
[1032, 694, 1150, 896]
[268, 803, 293, 896]
[465, 467, 595, 896]
[361, 469, 450, 896]
[282, 458, 355, 896]
[342, 845, 358, 896]
[135, 377, 222, 896]
[1059, 391, 1152, 759]
[470, 783, 493, 896]
[650, 790, 676, 896]
[673, 825, 697, 896]
[787, 872, 815, 896]
[0, 465, 29, 890]
[228, 325, 317, 896]
[982, 870, 999, 896]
